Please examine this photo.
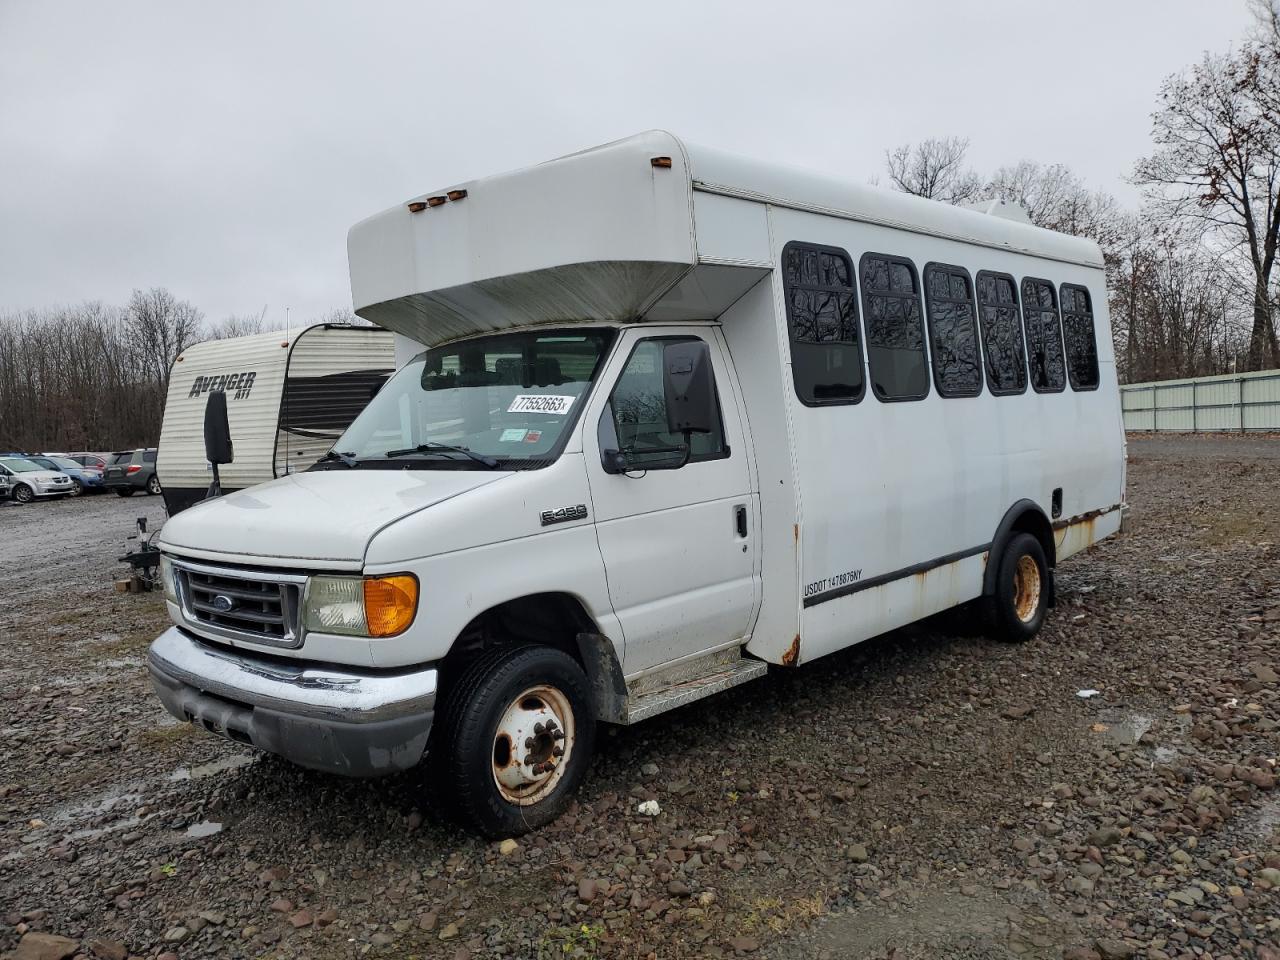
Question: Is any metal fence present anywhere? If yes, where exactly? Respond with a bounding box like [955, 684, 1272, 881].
[1121, 368, 1280, 432]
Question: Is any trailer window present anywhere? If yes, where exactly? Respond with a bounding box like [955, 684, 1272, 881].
[975, 271, 1027, 395]
[781, 242, 864, 405]
[859, 255, 929, 401]
[1060, 284, 1100, 390]
[923, 263, 982, 398]
[1021, 278, 1066, 393]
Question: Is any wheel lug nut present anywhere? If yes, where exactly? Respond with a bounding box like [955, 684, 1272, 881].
[546, 719, 558, 731]
[553, 746, 564, 757]
[524, 737, 534, 749]
[533, 722, 544, 735]
[553, 730, 565, 741]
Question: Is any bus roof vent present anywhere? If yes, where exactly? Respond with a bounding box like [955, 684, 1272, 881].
[961, 198, 1032, 224]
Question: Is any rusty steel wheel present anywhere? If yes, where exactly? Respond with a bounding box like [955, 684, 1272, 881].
[1012, 554, 1042, 623]
[986, 532, 1049, 642]
[491, 685, 575, 806]
[438, 644, 596, 838]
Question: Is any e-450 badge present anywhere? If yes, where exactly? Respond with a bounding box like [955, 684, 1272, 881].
[540, 504, 588, 526]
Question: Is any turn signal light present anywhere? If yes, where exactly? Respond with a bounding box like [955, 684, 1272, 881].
[363, 574, 419, 637]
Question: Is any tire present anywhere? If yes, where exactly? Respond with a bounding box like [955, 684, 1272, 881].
[114, 488, 134, 498]
[147, 475, 162, 495]
[437, 644, 596, 838]
[68, 479, 83, 497]
[12, 484, 33, 504]
[985, 532, 1050, 642]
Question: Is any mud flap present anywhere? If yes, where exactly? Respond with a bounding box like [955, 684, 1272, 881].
[575, 632, 627, 723]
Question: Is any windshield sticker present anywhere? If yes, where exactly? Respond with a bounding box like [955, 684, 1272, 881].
[499, 428, 529, 443]
[508, 394, 575, 415]
[524, 430, 542, 443]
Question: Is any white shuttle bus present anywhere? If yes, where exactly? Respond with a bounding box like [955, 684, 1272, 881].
[148, 132, 1125, 836]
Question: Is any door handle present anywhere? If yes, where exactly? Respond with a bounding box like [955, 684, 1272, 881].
[734, 504, 748, 538]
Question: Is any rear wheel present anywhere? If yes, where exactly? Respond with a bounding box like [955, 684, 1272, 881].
[114, 488, 134, 498]
[437, 644, 595, 838]
[985, 532, 1049, 642]
[68, 479, 83, 497]
[147, 475, 162, 495]
[12, 484, 33, 504]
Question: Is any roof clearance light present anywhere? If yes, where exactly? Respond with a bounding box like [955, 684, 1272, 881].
[426, 195, 447, 207]
[446, 189, 467, 202]
[651, 156, 672, 169]
[407, 200, 428, 213]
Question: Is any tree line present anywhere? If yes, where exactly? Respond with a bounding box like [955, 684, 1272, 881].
[884, 1, 1280, 383]
[0, 291, 357, 453]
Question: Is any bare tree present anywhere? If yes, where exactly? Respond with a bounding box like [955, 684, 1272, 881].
[1133, 49, 1280, 370]
[209, 308, 268, 340]
[885, 137, 983, 204]
[984, 161, 1121, 249]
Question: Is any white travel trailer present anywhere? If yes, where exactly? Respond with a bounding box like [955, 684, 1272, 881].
[148, 132, 1125, 836]
[155, 324, 394, 514]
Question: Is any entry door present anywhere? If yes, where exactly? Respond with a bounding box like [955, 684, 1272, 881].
[583, 327, 759, 675]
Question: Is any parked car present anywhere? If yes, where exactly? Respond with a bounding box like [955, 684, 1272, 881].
[0, 456, 75, 502]
[64, 452, 110, 472]
[104, 448, 161, 496]
[24, 454, 104, 496]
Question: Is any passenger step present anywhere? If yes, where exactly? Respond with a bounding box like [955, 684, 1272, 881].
[623, 655, 768, 723]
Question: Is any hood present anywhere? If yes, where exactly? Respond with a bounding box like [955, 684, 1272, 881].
[23, 470, 66, 483]
[158, 468, 510, 564]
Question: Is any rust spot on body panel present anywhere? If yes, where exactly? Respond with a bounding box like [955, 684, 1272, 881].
[793, 523, 799, 545]
[781, 634, 800, 667]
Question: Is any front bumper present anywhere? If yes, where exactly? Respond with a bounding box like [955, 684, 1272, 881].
[35, 480, 73, 495]
[147, 627, 437, 777]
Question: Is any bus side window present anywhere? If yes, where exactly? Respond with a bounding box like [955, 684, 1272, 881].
[1060, 284, 1100, 391]
[1021, 277, 1066, 393]
[923, 263, 982, 398]
[975, 271, 1028, 396]
[781, 242, 865, 406]
[859, 254, 929, 402]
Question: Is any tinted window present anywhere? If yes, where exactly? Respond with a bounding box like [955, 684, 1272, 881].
[111, 453, 132, 465]
[143, 451, 157, 463]
[859, 254, 929, 401]
[975, 271, 1027, 395]
[781, 243, 864, 405]
[604, 338, 726, 468]
[1021, 278, 1066, 393]
[923, 264, 982, 398]
[1060, 284, 1100, 390]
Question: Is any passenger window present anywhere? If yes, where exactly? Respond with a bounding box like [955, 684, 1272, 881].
[781, 242, 864, 405]
[603, 338, 727, 469]
[975, 271, 1028, 395]
[859, 254, 929, 401]
[144, 451, 158, 463]
[1060, 284, 1100, 390]
[923, 263, 982, 398]
[1020, 278, 1066, 393]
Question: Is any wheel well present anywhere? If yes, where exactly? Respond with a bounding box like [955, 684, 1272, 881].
[438, 593, 601, 701]
[984, 500, 1056, 597]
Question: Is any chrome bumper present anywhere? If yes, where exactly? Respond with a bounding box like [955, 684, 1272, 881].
[147, 627, 437, 776]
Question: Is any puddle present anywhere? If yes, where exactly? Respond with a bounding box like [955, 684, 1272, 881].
[169, 753, 256, 781]
[185, 820, 223, 838]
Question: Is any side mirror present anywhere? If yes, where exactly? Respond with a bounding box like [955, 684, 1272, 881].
[601, 449, 629, 475]
[204, 391, 234, 465]
[662, 341, 717, 436]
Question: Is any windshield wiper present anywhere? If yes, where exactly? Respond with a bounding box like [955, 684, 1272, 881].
[383, 442, 499, 468]
[318, 450, 359, 468]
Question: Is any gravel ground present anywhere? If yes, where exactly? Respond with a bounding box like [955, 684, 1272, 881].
[1, 436, 1278, 960]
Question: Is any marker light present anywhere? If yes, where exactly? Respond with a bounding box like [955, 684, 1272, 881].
[407, 200, 428, 213]
[426, 195, 447, 207]
[363, 575, 419, 638]
[446, 189, 468, 201]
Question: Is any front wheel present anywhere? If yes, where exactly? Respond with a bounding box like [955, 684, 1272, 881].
[68, 479, 83, 497]
[147, 475, 162, 495]
[437, 645, 596, 838]
[985, 532, 1050, 642]
[114, 488, 134, 498]
[12, 484, 33, 504]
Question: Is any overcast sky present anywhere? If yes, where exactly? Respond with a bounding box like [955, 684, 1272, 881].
[0, 0, 1258, 326]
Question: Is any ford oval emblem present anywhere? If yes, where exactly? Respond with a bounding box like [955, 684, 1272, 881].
[212, 594, 236, 613]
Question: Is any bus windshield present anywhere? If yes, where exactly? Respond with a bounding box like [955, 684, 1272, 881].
[324, 328, 616, 470]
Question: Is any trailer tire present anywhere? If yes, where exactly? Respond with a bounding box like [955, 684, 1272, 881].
[437, 644, 595, 838]
[985, 532, 1049, 642]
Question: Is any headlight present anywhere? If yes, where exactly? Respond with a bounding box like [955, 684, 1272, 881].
[159, 555, 178, 604]
[303, 574, 418, 638]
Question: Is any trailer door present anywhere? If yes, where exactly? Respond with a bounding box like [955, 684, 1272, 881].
[584, 327, 759, 675]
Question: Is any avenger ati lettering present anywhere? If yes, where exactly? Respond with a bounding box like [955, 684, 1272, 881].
[189, 371, 257, 401]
